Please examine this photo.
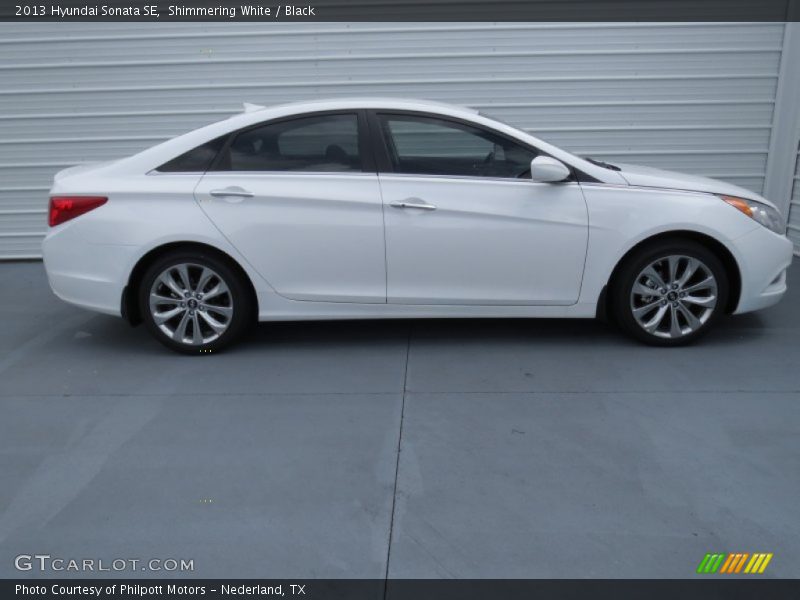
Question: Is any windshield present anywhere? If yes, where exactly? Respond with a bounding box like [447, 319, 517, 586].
[478, 110, 616, 176]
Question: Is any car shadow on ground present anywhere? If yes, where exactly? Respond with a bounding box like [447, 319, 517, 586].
[75, 310, 769, 356]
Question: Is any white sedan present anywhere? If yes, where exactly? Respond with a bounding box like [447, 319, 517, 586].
[43, 98, 793, 353]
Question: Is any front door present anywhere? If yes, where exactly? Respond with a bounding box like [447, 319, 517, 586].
[374, 112, 588, 305]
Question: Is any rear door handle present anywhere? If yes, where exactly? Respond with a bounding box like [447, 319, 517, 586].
[209, 187, 254, 198]
[389, 199, 436, 211]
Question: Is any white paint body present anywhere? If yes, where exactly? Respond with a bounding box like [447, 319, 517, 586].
[42, 98, 793, 322]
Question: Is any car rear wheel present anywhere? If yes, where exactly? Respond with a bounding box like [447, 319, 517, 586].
[611, 240, 729, 346]
[138, 251, 252, 354]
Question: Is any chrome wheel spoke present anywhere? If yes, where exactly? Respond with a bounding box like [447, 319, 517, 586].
[176, 264, 192, 292]
[643, 304, 669, 333]
[683, 294, 716, 308]
[633, 298, 662, 317]
[196, 268, 214, 293]
[150, 292, 179, 304]
[683, 276, 716, 294]
[173, 311, 191, 341]
[159, 272, 185, 298]
[191, 313, 203, 345]
[667, 256, 680, 283]
[205, 305, 232, 318]
[677, 303, 702, 331]
[633, 282, 659, 298]
[149, 262, 234, 346]
[669, 305, 682, 337]
[153, 306, 184, 324]
[198, 310, 228, 333]
[677, 258, 699, 287]
[203, 281, 229, 301]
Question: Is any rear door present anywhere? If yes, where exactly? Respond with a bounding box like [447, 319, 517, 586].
[194, 111, 387, 303]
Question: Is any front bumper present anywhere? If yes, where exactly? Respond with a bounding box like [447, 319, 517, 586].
[732, 226, 794, 314]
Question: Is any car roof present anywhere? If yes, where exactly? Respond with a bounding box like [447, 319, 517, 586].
[236, 97, 480, 118]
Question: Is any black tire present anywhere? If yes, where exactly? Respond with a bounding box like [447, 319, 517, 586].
[610, 239, 729, 346]
[138, 249, 253, 354]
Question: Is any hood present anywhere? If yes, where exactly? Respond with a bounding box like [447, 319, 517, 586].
[613, 162, 777, 209]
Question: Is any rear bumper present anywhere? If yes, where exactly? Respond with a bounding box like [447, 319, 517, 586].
[42, 229, 133, 317]
[732, 227, 794, 314]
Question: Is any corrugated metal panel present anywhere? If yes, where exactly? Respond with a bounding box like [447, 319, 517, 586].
[0, 21, 787, 258]
[788, 145, 800, 254]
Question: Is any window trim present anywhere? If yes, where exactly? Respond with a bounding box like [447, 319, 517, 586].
[207, 109, 376, 175]
[367, 109, 595, 182]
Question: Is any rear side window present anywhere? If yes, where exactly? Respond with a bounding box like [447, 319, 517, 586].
[156, 136, 227, 173]
[215, 113, 362, 172]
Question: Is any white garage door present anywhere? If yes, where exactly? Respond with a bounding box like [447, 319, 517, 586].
[0, 22, 789, 258]
[788, 145, 800, 254]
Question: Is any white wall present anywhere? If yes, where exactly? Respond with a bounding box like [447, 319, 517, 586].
[0, 22, 796, 258]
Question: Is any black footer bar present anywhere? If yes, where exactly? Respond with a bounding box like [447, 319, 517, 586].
[5, 579, 800, 600]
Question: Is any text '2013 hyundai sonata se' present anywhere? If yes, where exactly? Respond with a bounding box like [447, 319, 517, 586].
[43, 98, 793, 353]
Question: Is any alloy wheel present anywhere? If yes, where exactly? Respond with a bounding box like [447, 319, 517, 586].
[148, 263, 234, 345]
[629, 255, 718, 339]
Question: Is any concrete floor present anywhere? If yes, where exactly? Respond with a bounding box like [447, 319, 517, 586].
[0, 261, 798, 578]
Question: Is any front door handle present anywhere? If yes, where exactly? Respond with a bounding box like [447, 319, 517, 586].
[209, 187, 254, 198]
[389, 199, 436, 211]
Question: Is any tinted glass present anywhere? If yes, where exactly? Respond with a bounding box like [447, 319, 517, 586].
[218, 113, 362, 172]
[157, 136, 226, 172]
[379, 114, 536, 178]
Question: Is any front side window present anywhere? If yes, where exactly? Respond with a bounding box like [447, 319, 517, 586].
[378, 114, 537, 179]
[216, 113, 362, 172]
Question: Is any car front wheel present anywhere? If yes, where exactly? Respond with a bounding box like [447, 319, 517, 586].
[612, 240, 729, 346]
[138, 250, 252, 354]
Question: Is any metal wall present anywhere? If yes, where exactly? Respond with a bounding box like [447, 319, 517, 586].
[0, 22, 793, 258]
[789, 147, 800, 253]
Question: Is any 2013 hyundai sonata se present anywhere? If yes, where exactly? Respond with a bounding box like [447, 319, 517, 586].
[43, 98, 793, 353]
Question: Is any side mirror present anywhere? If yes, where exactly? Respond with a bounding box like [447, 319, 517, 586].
[530, 156, 570, 183]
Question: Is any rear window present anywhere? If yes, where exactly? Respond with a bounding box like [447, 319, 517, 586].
[213, 113, 362, 172]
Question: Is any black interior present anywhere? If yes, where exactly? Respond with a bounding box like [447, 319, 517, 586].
[216, 114, 362, 172]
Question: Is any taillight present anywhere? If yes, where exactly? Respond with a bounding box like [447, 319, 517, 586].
[48, 196, 107, 227]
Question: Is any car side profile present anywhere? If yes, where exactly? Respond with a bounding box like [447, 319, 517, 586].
[43, 98, 793, 353]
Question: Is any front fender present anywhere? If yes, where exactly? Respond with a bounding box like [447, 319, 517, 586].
[577, 184, 758, 307]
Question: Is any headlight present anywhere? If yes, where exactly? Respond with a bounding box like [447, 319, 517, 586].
[720, 195, 786, 235]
